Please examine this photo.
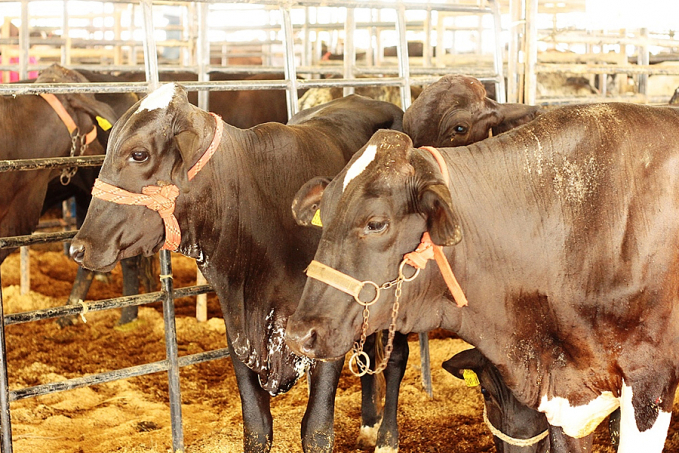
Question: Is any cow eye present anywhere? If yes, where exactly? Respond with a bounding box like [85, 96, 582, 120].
[454, 125, 467, 134]
[480, 387, 491, 401]
[129, 150, 149, 163]
[365, 219, 388, 235]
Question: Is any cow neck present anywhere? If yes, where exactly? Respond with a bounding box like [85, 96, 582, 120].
[91, 112, 223, 252]
[39, 93, 98, 146]
[402, 146, 468, 308]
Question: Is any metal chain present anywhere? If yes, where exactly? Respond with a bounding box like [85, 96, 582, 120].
[349, 261, 416, 377]
[61, 131, 87, 185]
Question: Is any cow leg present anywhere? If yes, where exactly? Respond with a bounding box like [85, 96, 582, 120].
[374, 332, 408, 453]
[228, 338, 273, 453]
[617, 381, 673, 453]
[548, 426, 593, 453]
[301, 357, 344, 453]
[358, 333, 383, 449]
[56, 265, 95, 327]
[118, 256, 140, 325]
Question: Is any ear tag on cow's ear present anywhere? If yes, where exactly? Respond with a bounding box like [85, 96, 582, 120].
[311, 209, 323, 227]
[96, 116, 113, 131]
[463, 369, 480, 387]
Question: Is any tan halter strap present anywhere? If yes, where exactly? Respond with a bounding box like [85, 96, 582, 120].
[91, 112, 223, 251]
[40, 93, 98, 145]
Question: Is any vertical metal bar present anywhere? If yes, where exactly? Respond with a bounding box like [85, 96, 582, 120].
[507, 0, 522, 103]
[160, 250, 184, 452]
[638, 27, 649, 97]
[418, 332, 433, 399]
[196, 270, 207, 322]
[375, 9, 383, 66]
[436, 12, 445, 67]
[394, 5, 411, 110]
[280, 7, 299, 119]
[302, 7, 310, 68]
[489, 0, 506, 103]
[19, 247, 29, 295]
[423, 9, 432, 68]
[19, 0, 29, 80]
[197, 2, 209, 111]
[140, 0, 160, 91]
[0, 278, 13, 453]
[524, 0, 538, 105]
[61, 0, 70, 66]
[343, 8, 355, 97]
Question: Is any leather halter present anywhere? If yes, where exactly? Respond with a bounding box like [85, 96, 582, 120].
[91, 112, 223, 251]
[40, 93, 98, 146]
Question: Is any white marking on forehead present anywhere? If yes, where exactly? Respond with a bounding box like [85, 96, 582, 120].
[538, 391, 619, 438]
[136, 83, 177, 114]
[343, 144, 377, 192]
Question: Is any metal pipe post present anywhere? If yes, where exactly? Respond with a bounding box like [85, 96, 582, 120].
[343, 8, 355, 97]
[423, 9, 432, 68]
[489, 0, 506, 103]
[523, 0, 538, 105]
[0, 276, 12, 453]
[160, 249, 184, 452]
[638, 28, 649, 96]
[197, 2, 209, 110]
[507, 0, 522, 103]
[436, 12, 445, 67]
[19, 247, 29, 295]
[61, 0, 70, 65]
[395, 4, 412, 110]
[141, 0, 160, 91]
[280, 7, 299, 119]
[19, 0, 29, 80]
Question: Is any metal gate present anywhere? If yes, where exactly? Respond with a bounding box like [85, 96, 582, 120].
[0, 1, 506, 452]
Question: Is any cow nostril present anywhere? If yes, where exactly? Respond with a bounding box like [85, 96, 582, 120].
[287, 326, 318, 356]
[70, 243, 85, 263]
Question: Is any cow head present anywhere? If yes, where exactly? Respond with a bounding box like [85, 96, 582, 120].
[403, 74, 540, 148]
[443, 348, 550, 453]
[70, 83, 218, 271]
[286, 129, 461, 359]
[36, 64, 118, 155]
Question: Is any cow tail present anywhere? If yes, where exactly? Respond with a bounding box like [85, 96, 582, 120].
[374, 330, 386, 416]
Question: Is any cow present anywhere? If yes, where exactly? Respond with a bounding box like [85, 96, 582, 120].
[69, 84, 405, 452]
[285, 102, 679, 453]
[443, 348, 550, 453]
[403, 74, 540, 148]
[0, 64, 117, 266]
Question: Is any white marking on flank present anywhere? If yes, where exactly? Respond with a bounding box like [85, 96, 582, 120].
[538, 391, 619, 438]
[343, 144, 377, 192]
[136, 83, 177, 114]
[618, 382, 671, 453]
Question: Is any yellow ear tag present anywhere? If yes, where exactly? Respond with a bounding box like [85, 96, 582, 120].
[463, 369, 480, 387]
[96, 116, 113, 131]
[311, 209, 322, 227]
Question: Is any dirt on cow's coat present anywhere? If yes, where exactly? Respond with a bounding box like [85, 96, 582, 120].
[0, 248, 676, 452]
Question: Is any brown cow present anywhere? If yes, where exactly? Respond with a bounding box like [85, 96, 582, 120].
[286, 103, 679, 452]
[403, 74, 540, 148]
[0, 64, 117, 263]
[69, 85, 404, 453]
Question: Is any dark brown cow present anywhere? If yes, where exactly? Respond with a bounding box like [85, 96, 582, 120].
[443, 348, 550, 453]
[403, 74, 540, 148]
[286, 103, 679, 452]
[69, 85, 403, 452]
[0, 64, 117, 263]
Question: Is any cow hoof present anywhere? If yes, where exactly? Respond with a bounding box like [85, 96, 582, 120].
[375, 446, 398, 453]
[94, 272, 111, 284]
[114, 318, 143, 332]
[357, 424, 379, 449]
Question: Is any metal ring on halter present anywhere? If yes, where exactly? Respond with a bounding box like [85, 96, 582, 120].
[354, 280, 380, 306]
[399, 259, 421, 282]
[349, 350, 371, 377]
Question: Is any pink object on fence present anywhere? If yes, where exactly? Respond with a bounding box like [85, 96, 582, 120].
[8, 56, 38, 81]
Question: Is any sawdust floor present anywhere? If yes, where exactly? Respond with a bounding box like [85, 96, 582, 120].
[1, 248, 678, 452]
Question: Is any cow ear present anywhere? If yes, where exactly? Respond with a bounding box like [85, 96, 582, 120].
[442, 348, 486, 380]
[292, 177, 331, 228]
[418, 182, 462, 246]
[171, 129, 200, 192]
[492, 102, 541, 135]
[66, 93, 119, 130]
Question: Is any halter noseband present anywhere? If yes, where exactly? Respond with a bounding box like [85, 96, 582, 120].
[91, 112, 223, 251]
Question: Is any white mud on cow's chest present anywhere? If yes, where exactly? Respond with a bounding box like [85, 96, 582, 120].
[231, 309, 314, 396]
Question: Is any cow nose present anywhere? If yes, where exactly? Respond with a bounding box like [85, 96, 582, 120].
[286, 326, 318, 357]
[70, 242, 85, 264]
